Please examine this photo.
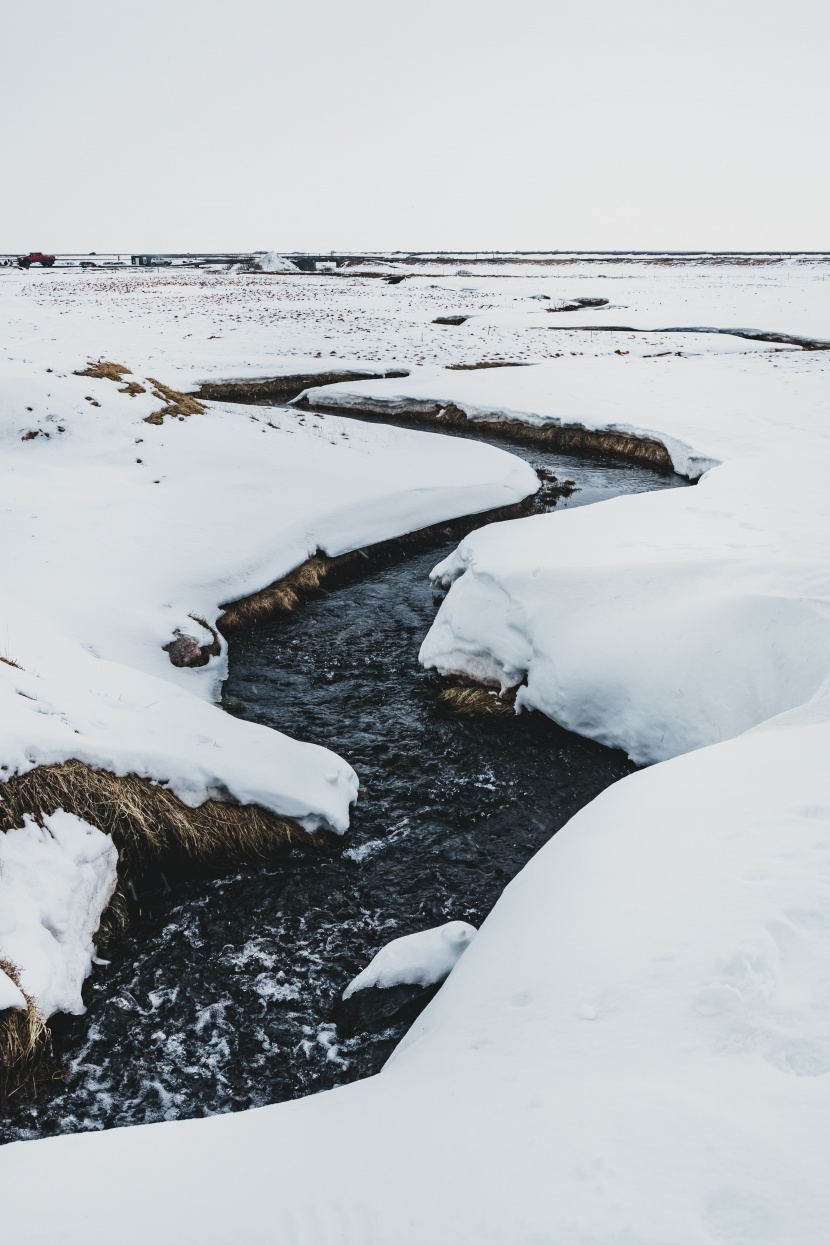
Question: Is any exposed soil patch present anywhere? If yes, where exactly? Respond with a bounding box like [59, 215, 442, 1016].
[74, 361, 133, 383]
[145, 379, 206, 424]
[196, 369, 409, 407]
[164, 616, 221, 668]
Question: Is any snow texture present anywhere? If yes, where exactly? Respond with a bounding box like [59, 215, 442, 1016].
[342, 920, 476, 998]
[0, 812, 117, 1018]
[0, 971, 26, 1013]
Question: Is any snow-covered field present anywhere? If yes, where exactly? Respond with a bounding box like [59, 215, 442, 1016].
[2, 260, 829, 1243]
[0, 270, 537, 1022]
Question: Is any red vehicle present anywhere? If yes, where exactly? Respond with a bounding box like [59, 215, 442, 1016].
[18, 252, 56, 269]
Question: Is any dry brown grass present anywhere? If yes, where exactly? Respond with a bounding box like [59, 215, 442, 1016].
[118, 381, 147, 397]
[0, 960, 57, 1104]
[0, 655, 21, 669]
[219, 555, 350, 629]
[195, 369, 408, 405]
[0, 760, 322, 872]
[94, 882, 131, 953]
[74, 361, 132, 382]
[304, 397, 675, 474]
[437, 682, 517, 718]
[145, 379, 206, 425]
[0, 757, 325, 1103]
[219, 493, 539, 633]
[446, 361, 528, 371]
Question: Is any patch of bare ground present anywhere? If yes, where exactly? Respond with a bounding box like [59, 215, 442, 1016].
[195, 369, 409, 406]
[298, 395, 675, 475]
[164, 616, 221, 669]
[74, 361, 133, 383]
[145, 379, 206, 424]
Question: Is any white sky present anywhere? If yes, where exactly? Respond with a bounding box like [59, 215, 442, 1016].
[2, 0, 828, 252]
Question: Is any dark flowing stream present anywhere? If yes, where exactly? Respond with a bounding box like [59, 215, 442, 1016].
[1, 424, 685, 1143]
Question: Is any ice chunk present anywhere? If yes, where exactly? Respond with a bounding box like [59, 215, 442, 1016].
[343, 920, 477, 999]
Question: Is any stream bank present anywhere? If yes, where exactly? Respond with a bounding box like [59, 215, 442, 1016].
[0, 418, 685, 1143]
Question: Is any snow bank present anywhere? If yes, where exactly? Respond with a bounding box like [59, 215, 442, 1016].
[342, 921, 476, 998]
[0, 369, 535, 838]
[421, 451, 830, 763]
[0, 812, 116, 1018]
[3, 703, 829, 1243]
[301, 345, 830, 479]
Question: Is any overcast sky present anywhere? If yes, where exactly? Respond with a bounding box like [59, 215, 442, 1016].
[2, 0, 827, 252]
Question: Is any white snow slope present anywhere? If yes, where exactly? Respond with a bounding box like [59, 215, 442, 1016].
[3, 704, 829, 1244]
[2, 262, 830, 1245]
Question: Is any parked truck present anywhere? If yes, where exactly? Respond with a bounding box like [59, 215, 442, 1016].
[17, 252, 56, 268]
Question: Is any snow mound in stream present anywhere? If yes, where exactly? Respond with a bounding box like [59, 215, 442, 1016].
[343, 921, 477, 998]
[421, 451, 830, 764]
[0, 811, 117, 1018]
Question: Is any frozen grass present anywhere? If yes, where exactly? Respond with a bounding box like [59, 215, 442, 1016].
[73, 360, 133, 383]
[303, 397, 676, 473]
[144, 379, 206, 425]
[0, 759, 325, 1101]
[0, 761, 321, 873]
[437, 682, 517, 718]
[219, 494, 542, 633]
[0, 960, 56, 1105]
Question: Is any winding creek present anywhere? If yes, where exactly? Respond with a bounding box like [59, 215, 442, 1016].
[1, 420, 685, 1143]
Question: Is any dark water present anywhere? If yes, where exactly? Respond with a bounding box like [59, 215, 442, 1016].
[1, 435, 685, 1143]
